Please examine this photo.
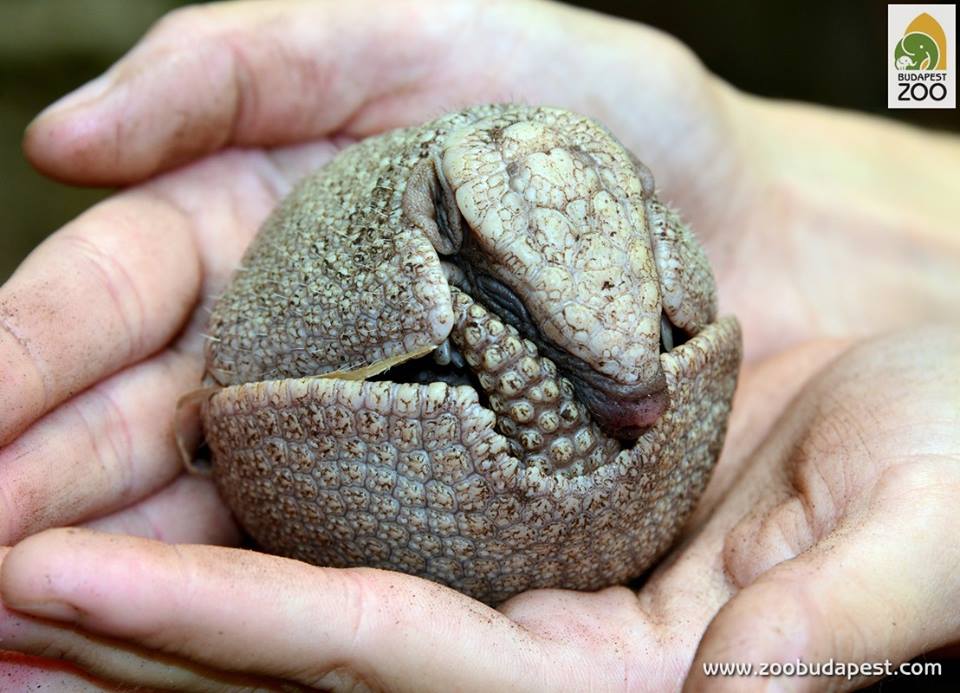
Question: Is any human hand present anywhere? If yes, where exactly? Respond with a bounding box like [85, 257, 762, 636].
[2, 0, 959, 689]
[2, 326, 957, 691]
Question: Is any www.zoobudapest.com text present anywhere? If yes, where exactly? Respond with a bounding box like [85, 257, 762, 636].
[702, 658, 941, 680]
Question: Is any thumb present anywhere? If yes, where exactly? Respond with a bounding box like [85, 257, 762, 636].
[684, 455, 960, 692]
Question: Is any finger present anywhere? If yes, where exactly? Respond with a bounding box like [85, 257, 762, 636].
[0, 189, 200, 445]
[24, 0, 478, 184]
[0, 346, 199, 544]
[0, 549, 305, 692]
[0, 636, 297, 693]
[0, 622, 302, 693]
[1, 529, 562, 692]
[24, 0, 724, 198]
[83, 474, 241, 546]
[144, 142, 345, 288]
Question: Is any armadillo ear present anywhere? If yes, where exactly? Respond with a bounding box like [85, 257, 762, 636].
[626, 148, 717, 335]
[403, 152, 463, 256]
[626, 149, 657, 200]
[647, 198, 718, 335]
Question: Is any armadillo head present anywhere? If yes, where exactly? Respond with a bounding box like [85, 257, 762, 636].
[403, 107, 718, 442]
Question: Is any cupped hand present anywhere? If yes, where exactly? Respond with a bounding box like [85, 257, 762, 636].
[2, 326, 957, 691]
[2, 0, 959, 689]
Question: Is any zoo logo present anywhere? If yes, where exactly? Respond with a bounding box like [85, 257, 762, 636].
[892, 10, 950, 104]
[894, 13, 946, 71]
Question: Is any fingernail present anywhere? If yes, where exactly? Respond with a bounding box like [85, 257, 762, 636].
[6, 598, 81, 623]
[36, 73, 113, 119]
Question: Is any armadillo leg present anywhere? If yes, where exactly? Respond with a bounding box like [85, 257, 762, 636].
[447, 286, 618, 477]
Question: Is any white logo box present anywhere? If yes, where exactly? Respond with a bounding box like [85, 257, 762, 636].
[888, 4, 956, 109]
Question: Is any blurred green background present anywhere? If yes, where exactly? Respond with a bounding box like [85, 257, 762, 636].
[2, 0, 957, 280]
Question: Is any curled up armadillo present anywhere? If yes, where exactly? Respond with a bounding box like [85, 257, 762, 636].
[194, 104, 742, 605]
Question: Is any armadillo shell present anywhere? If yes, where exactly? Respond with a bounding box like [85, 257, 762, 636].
[202, 316, 740, 605]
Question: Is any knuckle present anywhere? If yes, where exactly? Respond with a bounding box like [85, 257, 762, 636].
[59, 233, 146, 361]
[0, 308, 50, 423]
[71, 384, 136, 500]
[335, 568, 379, 654]
[872, 457, 960, 527]
[148, 4, 212, 42]
[299, 568, 388, 690]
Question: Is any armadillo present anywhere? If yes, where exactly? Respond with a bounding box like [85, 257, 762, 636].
[198, 104, 742, 604]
